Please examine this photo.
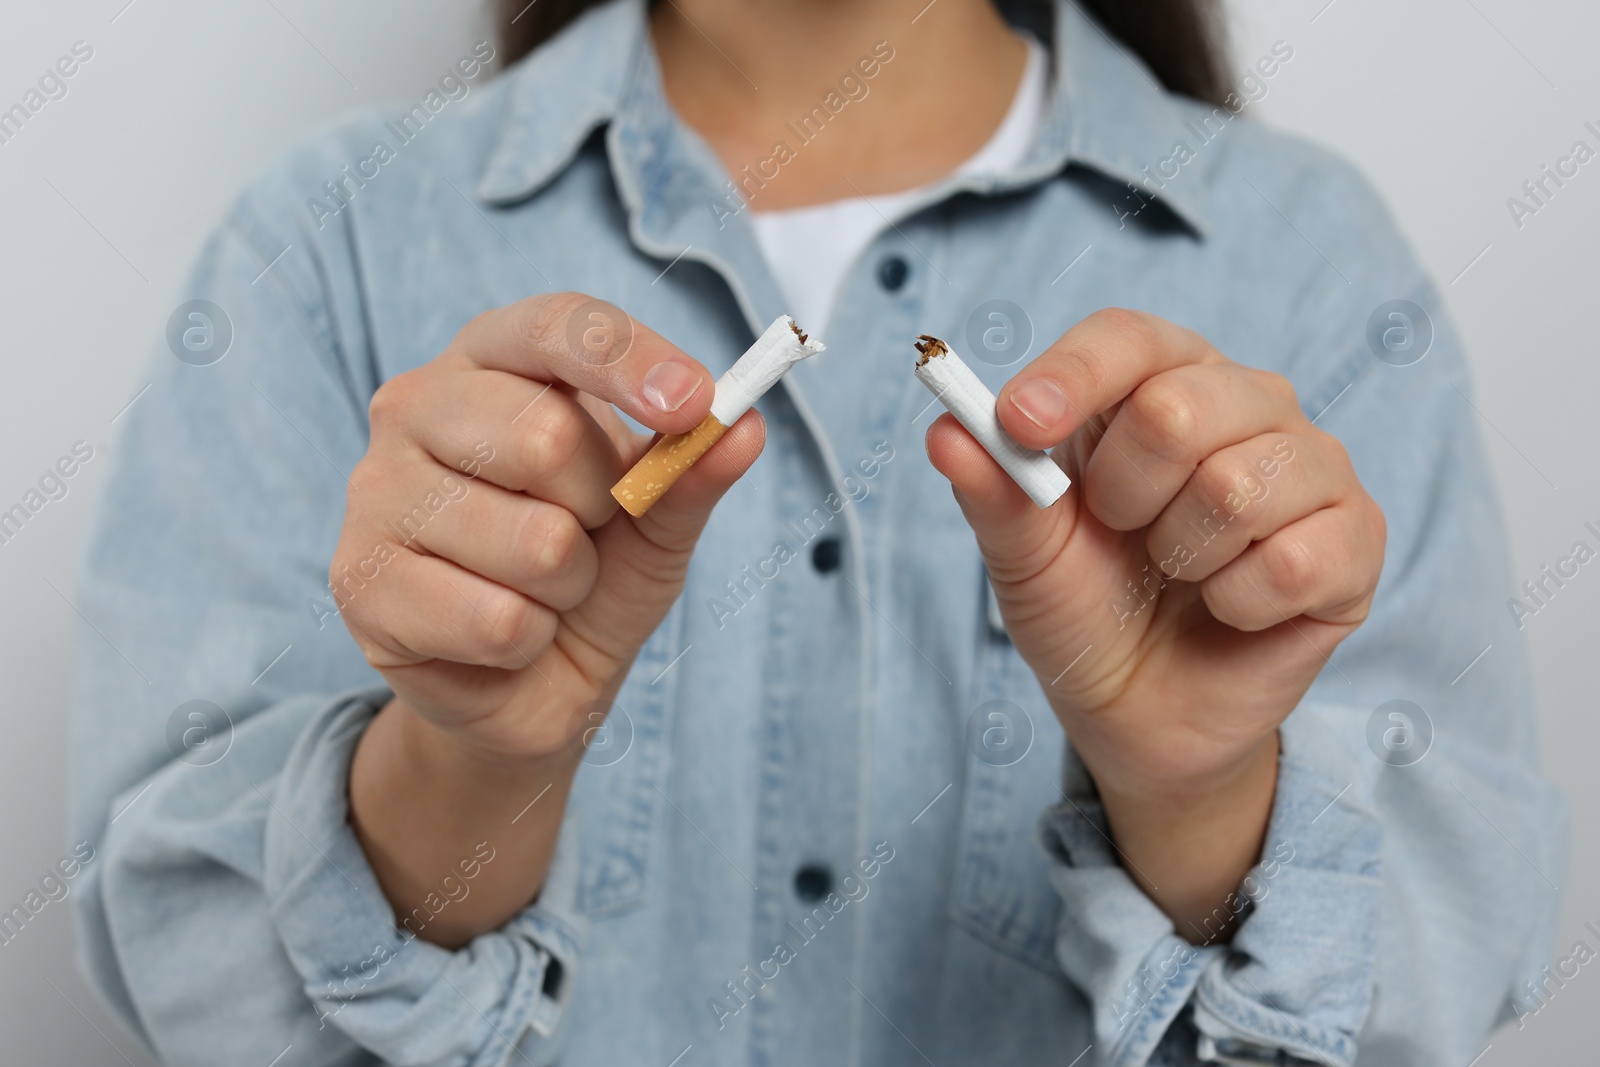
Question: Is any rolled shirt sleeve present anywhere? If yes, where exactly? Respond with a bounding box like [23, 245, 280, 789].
[265, 689, 584, 1065]
[1038, 168, 1564, 1065]
[1043, 711, 1381, 1067]
[71, 172, 585, 1066]
[98, 686, 584, 1067]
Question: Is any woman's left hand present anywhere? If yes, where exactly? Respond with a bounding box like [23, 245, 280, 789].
[925, 308, 1386, 940]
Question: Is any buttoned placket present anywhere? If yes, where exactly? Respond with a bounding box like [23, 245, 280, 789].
[592, 20, 1097, 1062]
[601, 34, 896, 1064]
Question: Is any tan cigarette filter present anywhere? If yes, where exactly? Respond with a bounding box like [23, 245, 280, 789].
[610, 413, 731, 517]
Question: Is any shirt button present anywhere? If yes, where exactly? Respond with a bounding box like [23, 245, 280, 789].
[793, 864, 833, 902]
[811, 537, 842, 573]
[877, 254, 910, 292]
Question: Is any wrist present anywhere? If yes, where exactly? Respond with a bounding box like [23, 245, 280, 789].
[1086, 729, 1280, 812]
[349, 696, 582, 948]
[1082, 732, 1280, 944]
[350, 697, 583, 859]
[386, 695, 584, 788]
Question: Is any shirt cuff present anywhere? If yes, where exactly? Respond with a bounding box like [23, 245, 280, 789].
[1041, 708, 1382, 1067]
[1039, 744, 1225, 1065]
[262, 686, 587, 1067]
[1191, 709, 1382, 1067]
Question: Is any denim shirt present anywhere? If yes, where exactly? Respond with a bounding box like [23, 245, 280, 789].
[70, 1, 1564, 1064]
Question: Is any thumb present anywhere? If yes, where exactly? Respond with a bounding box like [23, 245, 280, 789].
[925, 413, 1075, 585]
[627, 410, 767, 553]
[563, 411, 765, 669]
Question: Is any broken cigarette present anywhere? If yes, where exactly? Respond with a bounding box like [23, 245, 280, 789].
[611, 315, 825, 517]
[914, 335, 1072, 508]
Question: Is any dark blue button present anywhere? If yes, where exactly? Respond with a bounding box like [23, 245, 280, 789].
[793, 864, 833, 902]
[811, 537, 841, 573]
[878, 255, 910, 292]
[540, 958, 564, 998]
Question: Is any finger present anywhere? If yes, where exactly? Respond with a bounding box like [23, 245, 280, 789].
[374, 369, 625, 529]
[632, 409, 768, 551]
[576, 390, 651, 460]
[1201, 504, 1382, 632]
[1083, 364, 1304, 531]
[996, 308, 1222, 451]
[337, 547, 557, 672]
[562, 411, 766, 673]
[401, 475, 599, 612]
[456, 292, 715, 434]
[924, 412, 1073, 584]
[1144, 433, 1338, 583]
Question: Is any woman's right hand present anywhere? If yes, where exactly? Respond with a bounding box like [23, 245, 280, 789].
[336, 292, 760, 762]
[338, 293, 761, 946]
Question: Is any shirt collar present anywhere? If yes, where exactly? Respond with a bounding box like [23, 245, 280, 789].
[475, 0, 642, 203]
[1042, 0, 1213, 233]
[476, 0, 1212, 234]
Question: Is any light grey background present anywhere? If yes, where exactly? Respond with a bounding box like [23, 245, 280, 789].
[0, 0, 1592, 1062]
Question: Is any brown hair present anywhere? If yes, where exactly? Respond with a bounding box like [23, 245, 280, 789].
[495, 0, 1232, 106]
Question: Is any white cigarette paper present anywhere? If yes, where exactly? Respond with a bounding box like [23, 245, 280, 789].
[913, 335, 1072, 508]
[709, 315, 826, 424]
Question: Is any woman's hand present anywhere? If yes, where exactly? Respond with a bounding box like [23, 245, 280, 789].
[926, 308, 1385, 941]
[339, 293, 762, 946]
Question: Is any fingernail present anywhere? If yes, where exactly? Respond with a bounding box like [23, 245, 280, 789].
[642, 362, 702, 414]
[1010, 379, 1067, 430]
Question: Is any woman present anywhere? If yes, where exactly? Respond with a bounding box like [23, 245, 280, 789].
[71, 0, 1562, 1063]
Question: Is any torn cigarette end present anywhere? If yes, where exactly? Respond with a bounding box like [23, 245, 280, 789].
[912, 334, 1072, 509]
[611, 314, 823, 518]
[611, 413, 731, 518]
[913, 334, 948, 364]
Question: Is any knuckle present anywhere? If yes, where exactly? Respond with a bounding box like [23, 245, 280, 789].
[343, 624, 388, 667]
[1058, 308, 1158, 401]
[325, 555, 349, 600]
[344, 456, 387, 507]
[1367, 497, 1388, 554]
[327, 538, 380, 592]
[457, 308, 498, 349]
[1125, 379, 1199, 463]
[511, 294, 566, 355]
[520, 406, 583, 476]
[537, 509, 583, 574]
[517, 291, 587, 355]
[1050, 345, 1110, 407]
[1262, 535, 1321, 604]
[477, 587, 546, 663]
[326, 555, 374, 636]
[1194, 454, 1263, 522]
[1256, 369, 1299, 408]
[518, 506, 581, 579]
[1090, 307, 1160, 354]
[1324, 432, 1358, 479]
[1200, 579, 1254, 631]
[367, 369, 422, 429]
[1350, 496, 1387, 592]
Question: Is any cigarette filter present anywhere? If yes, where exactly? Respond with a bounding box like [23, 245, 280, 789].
[913, 335, 1072, 508]
[611, 315, 824, 517]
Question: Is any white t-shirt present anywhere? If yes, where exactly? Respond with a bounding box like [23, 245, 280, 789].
[751, 34, 1049, 337]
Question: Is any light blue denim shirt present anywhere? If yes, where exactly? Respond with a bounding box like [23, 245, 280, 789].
[71, 1, 1564, 1064]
